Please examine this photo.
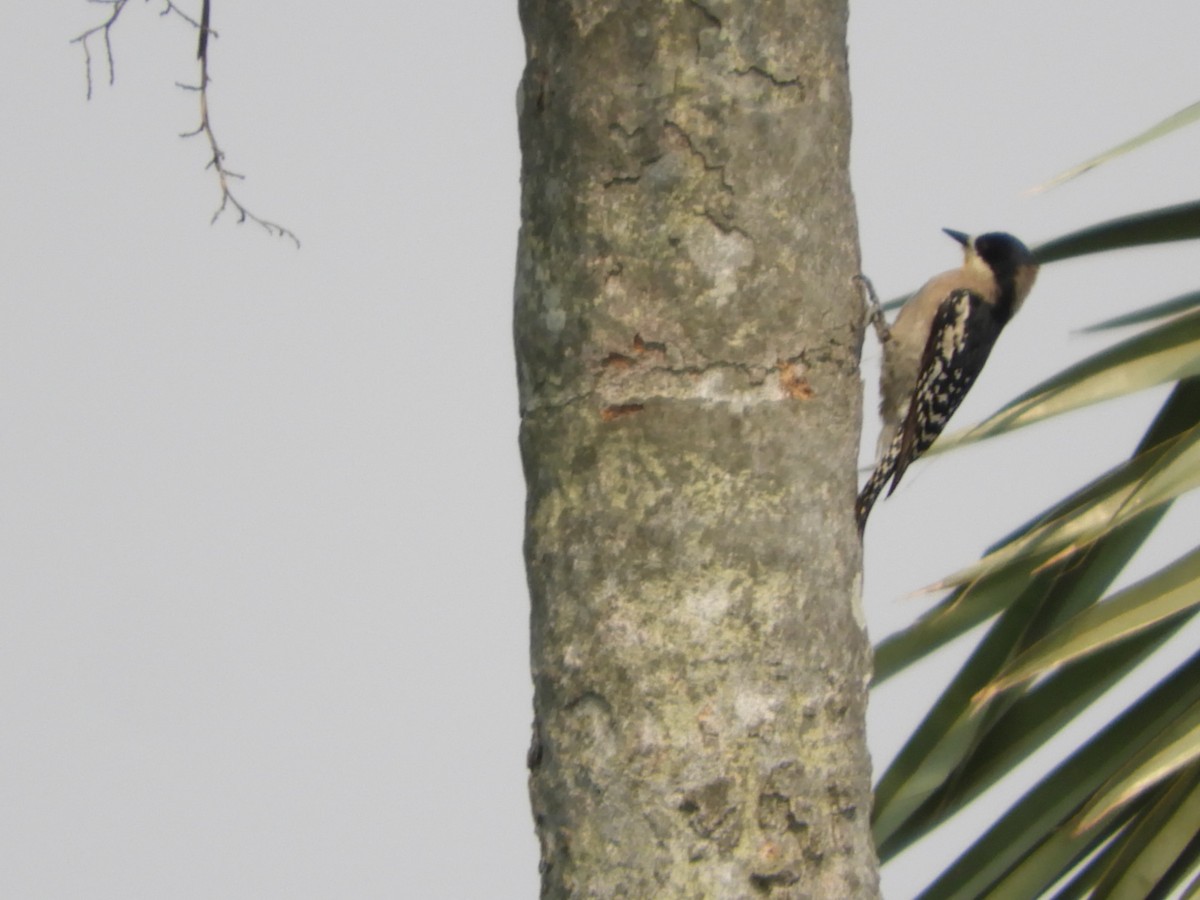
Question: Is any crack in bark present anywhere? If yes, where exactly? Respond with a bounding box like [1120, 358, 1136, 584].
[736, 65, 805, 90]
[701, 208, 748, 238]
[636, 360, 770, 384]
[663, 121, 733, 194]
[520, 358, 785, 419]
[603, 174, 643, 188]
[685, 0, 722, 30]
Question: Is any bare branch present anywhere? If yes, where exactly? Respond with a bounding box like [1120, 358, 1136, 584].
[72, 0, 299, 247]
[71, 0, 130, 100]
[196, 0, 210, 61]
[157, 0, 203, 30]
[183, 6, 300, 247]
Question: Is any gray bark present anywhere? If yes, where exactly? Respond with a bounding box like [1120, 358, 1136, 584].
[515, 1, 877, 896]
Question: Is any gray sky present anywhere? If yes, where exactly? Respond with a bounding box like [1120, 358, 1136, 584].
[4, 3, 1199, 898]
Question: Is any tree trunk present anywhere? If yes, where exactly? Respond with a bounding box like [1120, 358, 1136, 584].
[514, 1, 876, 896]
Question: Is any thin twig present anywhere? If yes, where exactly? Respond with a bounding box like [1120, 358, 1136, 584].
[70, 0, 130, 99]
[158, 0, 202, 30]
[195, 0, 209, 60]
[71, 0, 299, 246]
[183, 0, 300, 246]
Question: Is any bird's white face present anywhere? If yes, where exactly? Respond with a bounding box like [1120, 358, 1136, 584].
[962, 233, 1039, 311]
[960, 238, 996, 281]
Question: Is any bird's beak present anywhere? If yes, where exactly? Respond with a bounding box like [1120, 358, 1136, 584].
[942, 228, 971, 247]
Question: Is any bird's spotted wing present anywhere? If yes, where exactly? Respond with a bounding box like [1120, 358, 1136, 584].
[888, 290, 1006, 493]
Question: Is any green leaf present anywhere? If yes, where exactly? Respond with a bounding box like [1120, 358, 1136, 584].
[1028, 101, 1200, 194]
[878, 600, 1187, 862]
[873, 565, 1035, 686]
[1086, 767, 1200, 900]
[873, 575, 1063, 854]
[978, 546, 1200, 702]
[967, 814, 1126, 900]
[872, 575, 1043, 850]
[1184, 870, 1200, 899]
[1033, 200, 1200, 265]
[1076, 702, 1200, 832]
[875, 381, 1200, 862]
[914, 651, 1200, 900]
[926, 422, 1200, 593]
[1082, 289, 1200, 332]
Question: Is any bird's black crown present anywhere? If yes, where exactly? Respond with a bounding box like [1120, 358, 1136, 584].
[973, 232, 1036, 279]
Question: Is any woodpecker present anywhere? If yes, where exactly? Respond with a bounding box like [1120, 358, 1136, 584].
[855, 229, 1039, 532]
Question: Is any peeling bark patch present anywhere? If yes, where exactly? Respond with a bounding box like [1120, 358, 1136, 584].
[828, 783, 859, 821]
[757, 792, 809, 836]
[601, 403, 645, 421]
[679, 778, 742, 851]
[749, 866, 801, 893]
[601, 334, 668, 371]
[568, 0, 610, 38]
[734, 689, 777, 733]
[696, 702, 719, 740]
[683, 218, 755, 307]
[602, 352, 636, 370]
[632, 333, 667, 356]
[777, 360, 814, 400]
[541, 285, 567, 334]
